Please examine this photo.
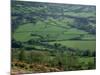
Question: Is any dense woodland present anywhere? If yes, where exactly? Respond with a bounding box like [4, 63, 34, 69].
[11, 1, 96, 74]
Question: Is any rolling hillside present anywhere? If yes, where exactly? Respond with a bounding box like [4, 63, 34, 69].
[11, 1, 96, 74]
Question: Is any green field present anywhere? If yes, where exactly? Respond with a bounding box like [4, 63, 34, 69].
[13, 21, 96, 51]
[49, 41, 96, 51]
[13, 21, 95, 42]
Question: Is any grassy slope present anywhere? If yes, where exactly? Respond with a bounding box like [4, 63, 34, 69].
[13, 21, 96, 51]
[14, 21, 91, 41]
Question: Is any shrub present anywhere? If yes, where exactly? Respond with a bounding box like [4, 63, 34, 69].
[18, 49, 26, 62]
[81, 50, 91, 57]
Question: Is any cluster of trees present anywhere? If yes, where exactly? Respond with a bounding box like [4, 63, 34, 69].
[12, 48, 96, 71]
[80, 50, 96, 57]
[70, 19, 96, 34]
[12, 39, 96, 58]
[12, 38, 96, 72]
[12, 39, 23, 48]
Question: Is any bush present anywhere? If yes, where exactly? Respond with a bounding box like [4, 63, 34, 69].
[92, 51, 96, 57]
[53, 51, 79, 71]
[87, 61, 95, 69]
[81, 50, 91, 57]
[12, 39, 23, 48]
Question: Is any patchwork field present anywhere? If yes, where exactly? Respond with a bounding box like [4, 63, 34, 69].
[11, 1, 96, 74]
